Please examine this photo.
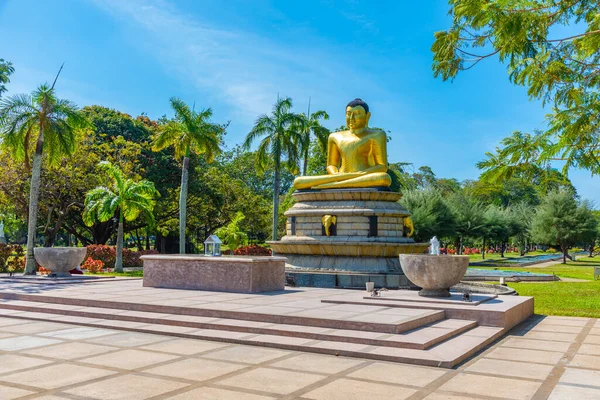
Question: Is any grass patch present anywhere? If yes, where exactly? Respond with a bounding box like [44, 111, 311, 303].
[470, 255, 600, 280]
[508, 281, 600, 318]
[88, 271, 144, 277]
[474, 255, 600, 317]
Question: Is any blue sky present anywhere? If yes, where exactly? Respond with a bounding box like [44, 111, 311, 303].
[1, 0, 597, 202]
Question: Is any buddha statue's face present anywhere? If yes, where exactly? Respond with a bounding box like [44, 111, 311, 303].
[346, 106, 370, 132]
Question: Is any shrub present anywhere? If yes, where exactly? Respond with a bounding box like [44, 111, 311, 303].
[86, 245, 116, 268]
[38, 266, 51, 275]
[234, 245, 272, 256]
[86, 245, 158, 269]
[123, 249, 158, 268]
[0, 244, 24, 273]
[81, 257, 104, 273]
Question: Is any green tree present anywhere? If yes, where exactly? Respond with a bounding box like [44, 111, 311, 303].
[0, 59, 14, 98]
[509, 202, 534, 256]
[433, 1, 600, 176]
[83, 161, 159, 272]
[244, 97, 303, 241]
[388, 162, 418, 193]
[578, 201, 599, 257]
[447, 191, 486, 254]
[482, 205, 511, 259]
[531, 190, 590, 263]
[215, 211, 249, 250]
[0, 82, 86, 274]
[152, 98, 224, 254]
[399, 189, 456, 243]
[298, 102, 329, 176]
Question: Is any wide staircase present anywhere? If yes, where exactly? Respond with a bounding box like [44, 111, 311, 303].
[0, 283, 531, 368]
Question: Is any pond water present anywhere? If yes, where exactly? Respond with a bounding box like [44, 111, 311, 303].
[466, 269, 551, 277]
[499, 251, 587, 264]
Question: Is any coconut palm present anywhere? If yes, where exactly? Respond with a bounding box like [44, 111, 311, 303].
[298, 99, 329, 176]
[152, 98, 223, 254]
[0, 82, 87, 274]
[83, 161, 159, 272]
[244, 97, 303, 241]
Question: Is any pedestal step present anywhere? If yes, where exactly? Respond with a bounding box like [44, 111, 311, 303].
[0, 306, 502, 368]
[0, 292, 443, 334]
[0, 299, 477, 350]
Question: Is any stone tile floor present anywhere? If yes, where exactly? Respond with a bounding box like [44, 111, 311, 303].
[0, 315, 597, 399]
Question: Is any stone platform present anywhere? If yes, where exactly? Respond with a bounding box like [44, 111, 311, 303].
[268, 189, 428, 275]
[141, 255, 286, 293]
[0, 279, 533, 368]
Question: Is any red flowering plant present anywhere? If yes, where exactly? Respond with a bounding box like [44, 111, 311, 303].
[86, 245, 158, 269]
[81, 257, 104, 273]
[233, 245, 272, 256]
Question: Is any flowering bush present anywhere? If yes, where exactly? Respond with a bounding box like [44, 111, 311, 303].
[86, 245, 158, 268]
[462, 247, 481, 255]
[86, 245, 116, 268]
[0, 244, 25, 273]
[123, 249, 158, 268]
[234, 245, 272, 256]
[81, 257, 104, 273]
[38, 266, 51, 275]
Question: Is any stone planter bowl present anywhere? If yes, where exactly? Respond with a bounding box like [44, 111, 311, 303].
[34, 247, 87, 277]
[399, 254, 469, 297]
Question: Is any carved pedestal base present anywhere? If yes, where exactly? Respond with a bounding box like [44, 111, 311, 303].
[268, 189, 428, 274]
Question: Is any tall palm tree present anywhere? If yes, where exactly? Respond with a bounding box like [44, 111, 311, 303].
[298, 99, 329, 176]
[244, 97, 303, 241]
[0, 82, 86, 274]
[152, 98, 223, 254]
[83, 161, 159, 272]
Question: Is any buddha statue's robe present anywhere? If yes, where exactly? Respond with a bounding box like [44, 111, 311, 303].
[294, 128, 391, 190]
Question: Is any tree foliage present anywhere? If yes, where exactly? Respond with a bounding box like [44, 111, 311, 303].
[531, 189, 596, 262]
[215, 211, 249, 250]
[244, 97, 303, 240]
[433, 0, 600, 177]
[0, 83, 87, 273]
[83, 161, 159, 271]
[400, 189, 456, 242]
[0, 59, 14, 98]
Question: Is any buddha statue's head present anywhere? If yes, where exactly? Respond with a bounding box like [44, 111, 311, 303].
[346, 98, 371, 133]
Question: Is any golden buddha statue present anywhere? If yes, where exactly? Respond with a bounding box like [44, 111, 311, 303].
[293, 98, 391, 190]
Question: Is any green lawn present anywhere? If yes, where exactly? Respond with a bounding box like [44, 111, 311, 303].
[480, 256, 600, 318]
[508, 281, 600, 318]
[89, 271, 143, 277]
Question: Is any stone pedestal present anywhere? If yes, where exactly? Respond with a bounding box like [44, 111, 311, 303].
[141, 255, 287, 293]
[268, 189, 428, 274]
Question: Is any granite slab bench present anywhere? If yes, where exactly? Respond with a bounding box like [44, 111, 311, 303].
[141, 255, 287, 293]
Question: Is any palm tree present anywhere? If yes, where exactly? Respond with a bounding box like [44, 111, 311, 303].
[83, 161, 159, 272]
[244, 97, 303, 241]
[0, 81, 86, 274]
[298, 99, 329, 176]
[152, 98, 223, 254]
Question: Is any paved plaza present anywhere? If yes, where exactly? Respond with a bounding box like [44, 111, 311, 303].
[0, 305, 598, 399]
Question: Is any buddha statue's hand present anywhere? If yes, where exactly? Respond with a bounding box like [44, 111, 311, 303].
[326, 166, 339, 174]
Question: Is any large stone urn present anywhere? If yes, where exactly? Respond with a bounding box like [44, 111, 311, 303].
[399, 254, 469, 297]
[34, 247, 87, 277]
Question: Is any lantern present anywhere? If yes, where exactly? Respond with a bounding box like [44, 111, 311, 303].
[204, 234, 222, 256]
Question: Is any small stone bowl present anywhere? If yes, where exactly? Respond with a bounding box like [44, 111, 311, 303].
[34, 247, 87, 277]
[399, 254, 469, 297]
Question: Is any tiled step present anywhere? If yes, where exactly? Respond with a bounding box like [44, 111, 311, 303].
[0, 292, 444, 334]
[320, 295, 532, 329]
[0, 308, 502, 368]
[0, 300, 473, 350]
